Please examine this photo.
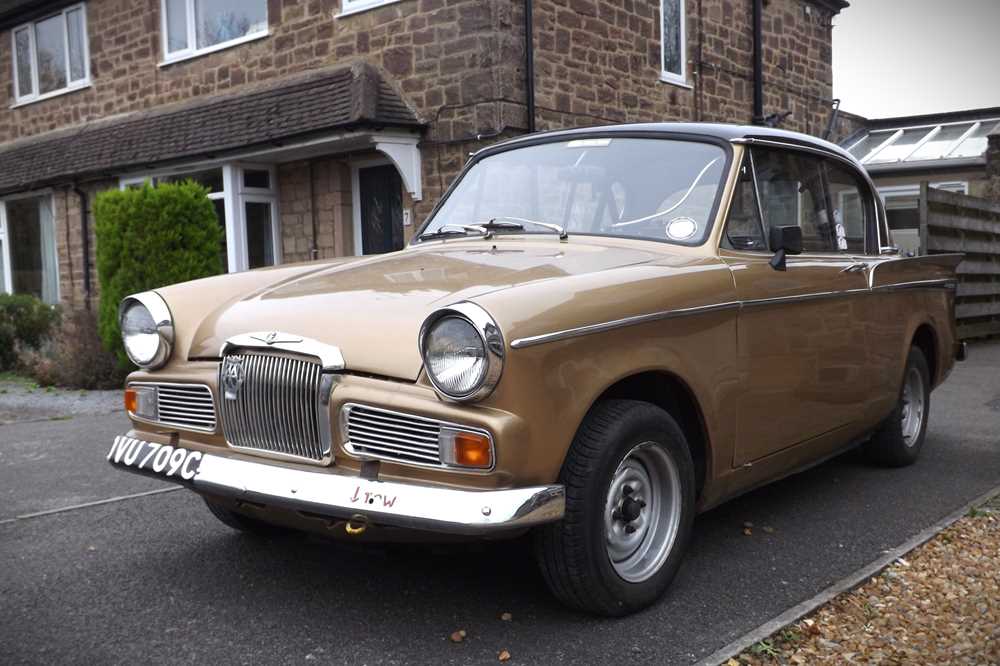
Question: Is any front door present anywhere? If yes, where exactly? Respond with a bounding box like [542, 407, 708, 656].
[721, 147, 873, 466]
[358, 164, 404, 255]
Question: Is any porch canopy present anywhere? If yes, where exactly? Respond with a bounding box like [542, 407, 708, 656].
[0, 62, 425, 199]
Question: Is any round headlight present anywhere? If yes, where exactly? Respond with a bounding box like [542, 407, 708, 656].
[119, 292, 174, 369]
[420, 303, 504, 402]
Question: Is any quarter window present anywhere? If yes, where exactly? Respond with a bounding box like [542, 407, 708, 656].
[11, 4, 90, 105]
[161, 0, 268, 63]
[824, 161, 869, 253]
[660, 0, 687, 85]
[722, 157, 766, 251]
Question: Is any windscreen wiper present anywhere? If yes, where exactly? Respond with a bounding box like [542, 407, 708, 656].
[476, 217, 568, 240]
[417, 224, 489, 242]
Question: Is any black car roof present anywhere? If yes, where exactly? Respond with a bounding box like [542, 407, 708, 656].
[486, 122, 858, 164]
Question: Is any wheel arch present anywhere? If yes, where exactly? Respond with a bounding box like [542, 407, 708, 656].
[588, 370, 711, 500]
[910, 322, 939, 387]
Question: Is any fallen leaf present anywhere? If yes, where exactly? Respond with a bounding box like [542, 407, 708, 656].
[743, 521, 754, 529]
[450, 629, 467, 643]
[743, 527, 753, 536]
[500, 612, 512, 621]
[498, 649, 511, 661]
[763, 526, 775, 534]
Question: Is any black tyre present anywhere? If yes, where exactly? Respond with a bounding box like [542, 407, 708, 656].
[864, 346, 931, 467]
[535, 400, 696, 616]
[203, 497, 291, 537]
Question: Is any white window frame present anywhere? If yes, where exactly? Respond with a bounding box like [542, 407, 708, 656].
[659, 0, 689, 87]
[159, 0, 269, 66]
[0, 202, 11, 295]
[10, 3, 91, 107]
[0, 191, 61, 303]
[337, 0, 404, 18]
[118, 162, 280, 273]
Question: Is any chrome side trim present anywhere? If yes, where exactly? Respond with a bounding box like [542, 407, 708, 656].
[109, 436, 565, 535]
[872, 278, 957, 292]
[510, 301, 741, 349]
[740, 288, 871, 309]
[510, 277, 961, 349]
[220, 332, 345, 372]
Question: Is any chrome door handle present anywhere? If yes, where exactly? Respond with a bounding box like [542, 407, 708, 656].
[840, 262, 869, 273]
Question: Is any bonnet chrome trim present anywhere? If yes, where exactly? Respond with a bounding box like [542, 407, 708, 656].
[220, 332, 346, 371]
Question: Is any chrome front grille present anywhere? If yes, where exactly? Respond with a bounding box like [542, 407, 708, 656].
[142, 383, 216, 432]
[219, 352, 329, 461]
[342, 404, 444, 466]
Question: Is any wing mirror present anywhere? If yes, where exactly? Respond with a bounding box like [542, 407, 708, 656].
[768, 225, 802, 271]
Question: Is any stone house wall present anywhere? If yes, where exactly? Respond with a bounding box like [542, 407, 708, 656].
[1, 0, 846, 309]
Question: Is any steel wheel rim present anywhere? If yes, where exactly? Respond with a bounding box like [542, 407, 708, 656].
[604, 442, 682, 583]
[900, 366, 926, 447]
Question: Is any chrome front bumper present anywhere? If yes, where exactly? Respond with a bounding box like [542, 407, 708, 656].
[107, 435, 565, 535]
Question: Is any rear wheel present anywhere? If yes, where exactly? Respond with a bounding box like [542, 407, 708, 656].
[203, 497, 291, 537]
[535, 400, 695, 616]
[864, 346, 931, 467]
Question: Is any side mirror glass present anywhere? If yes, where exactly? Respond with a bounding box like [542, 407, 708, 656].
[768, 225, 803, 271]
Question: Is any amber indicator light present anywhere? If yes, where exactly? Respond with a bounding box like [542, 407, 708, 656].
[124, 388, 138, 413]
[453, 431, 492, 468]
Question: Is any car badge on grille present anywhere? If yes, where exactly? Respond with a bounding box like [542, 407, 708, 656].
[222, 358, 245, 401]
[250, 331, 303, 345]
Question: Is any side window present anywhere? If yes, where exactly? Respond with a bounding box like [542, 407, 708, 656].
[752, 148, 839, 253]
[722, 156, 766, 251]
[824, 161, 869, 254]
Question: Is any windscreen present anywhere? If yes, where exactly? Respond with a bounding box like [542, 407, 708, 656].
[422, 137, 729, 245]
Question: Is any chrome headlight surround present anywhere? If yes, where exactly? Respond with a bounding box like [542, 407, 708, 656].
[118, 291, 174, 370]
[418, 302, 505, 402]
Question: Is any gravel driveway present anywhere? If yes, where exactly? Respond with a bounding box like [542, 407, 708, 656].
[0, 376, 119, 425]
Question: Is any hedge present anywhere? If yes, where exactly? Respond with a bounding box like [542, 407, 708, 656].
[0, 293, 60, 370]
[94, 181, 223, 367]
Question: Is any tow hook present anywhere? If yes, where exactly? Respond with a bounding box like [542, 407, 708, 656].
[345, 514, 369, 536]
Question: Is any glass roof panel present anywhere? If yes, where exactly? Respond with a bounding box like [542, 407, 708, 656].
[846, 130, 895, 161]
[948, 120, 1000, 158]
[907, 123, 976, 161]
[866, 127, 935, 164]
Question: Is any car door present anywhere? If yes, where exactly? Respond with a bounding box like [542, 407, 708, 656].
[720, 146, 873, 467]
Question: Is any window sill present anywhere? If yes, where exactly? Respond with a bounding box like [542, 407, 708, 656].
[658, 73, 693, 90]
[10, 82, 92, 109]
[336, 0, 405, 18]
[159, 31, 270, 68]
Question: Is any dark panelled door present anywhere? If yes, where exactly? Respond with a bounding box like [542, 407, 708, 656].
[359, 164, 404, 255]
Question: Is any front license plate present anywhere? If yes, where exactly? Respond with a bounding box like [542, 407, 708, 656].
[107, 435, 202, 481]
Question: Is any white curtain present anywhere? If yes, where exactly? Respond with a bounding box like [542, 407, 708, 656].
[0, 202, 8, 294]
[37, 196, 58, 304]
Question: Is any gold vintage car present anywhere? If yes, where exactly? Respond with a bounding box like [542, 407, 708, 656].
[108, 123, 965, 616]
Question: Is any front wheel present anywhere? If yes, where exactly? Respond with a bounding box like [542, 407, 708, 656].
[864, 346, 931, 467]
[535, 400, 695, 616]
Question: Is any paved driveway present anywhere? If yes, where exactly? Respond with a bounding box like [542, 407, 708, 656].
[2, 343, 999, 665]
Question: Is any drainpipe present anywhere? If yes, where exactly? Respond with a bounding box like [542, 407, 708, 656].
[308, 160, 319, 260]
[73, 185, 92, 310]
[524, 0, 536, 133]
[751, 0, 764, 125]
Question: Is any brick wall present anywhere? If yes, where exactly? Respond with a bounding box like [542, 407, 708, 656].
[530, 0, 841, 137]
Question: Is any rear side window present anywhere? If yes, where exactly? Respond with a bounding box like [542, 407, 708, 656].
[824, 160, 869, 254]
[751, 148, 839, 253]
